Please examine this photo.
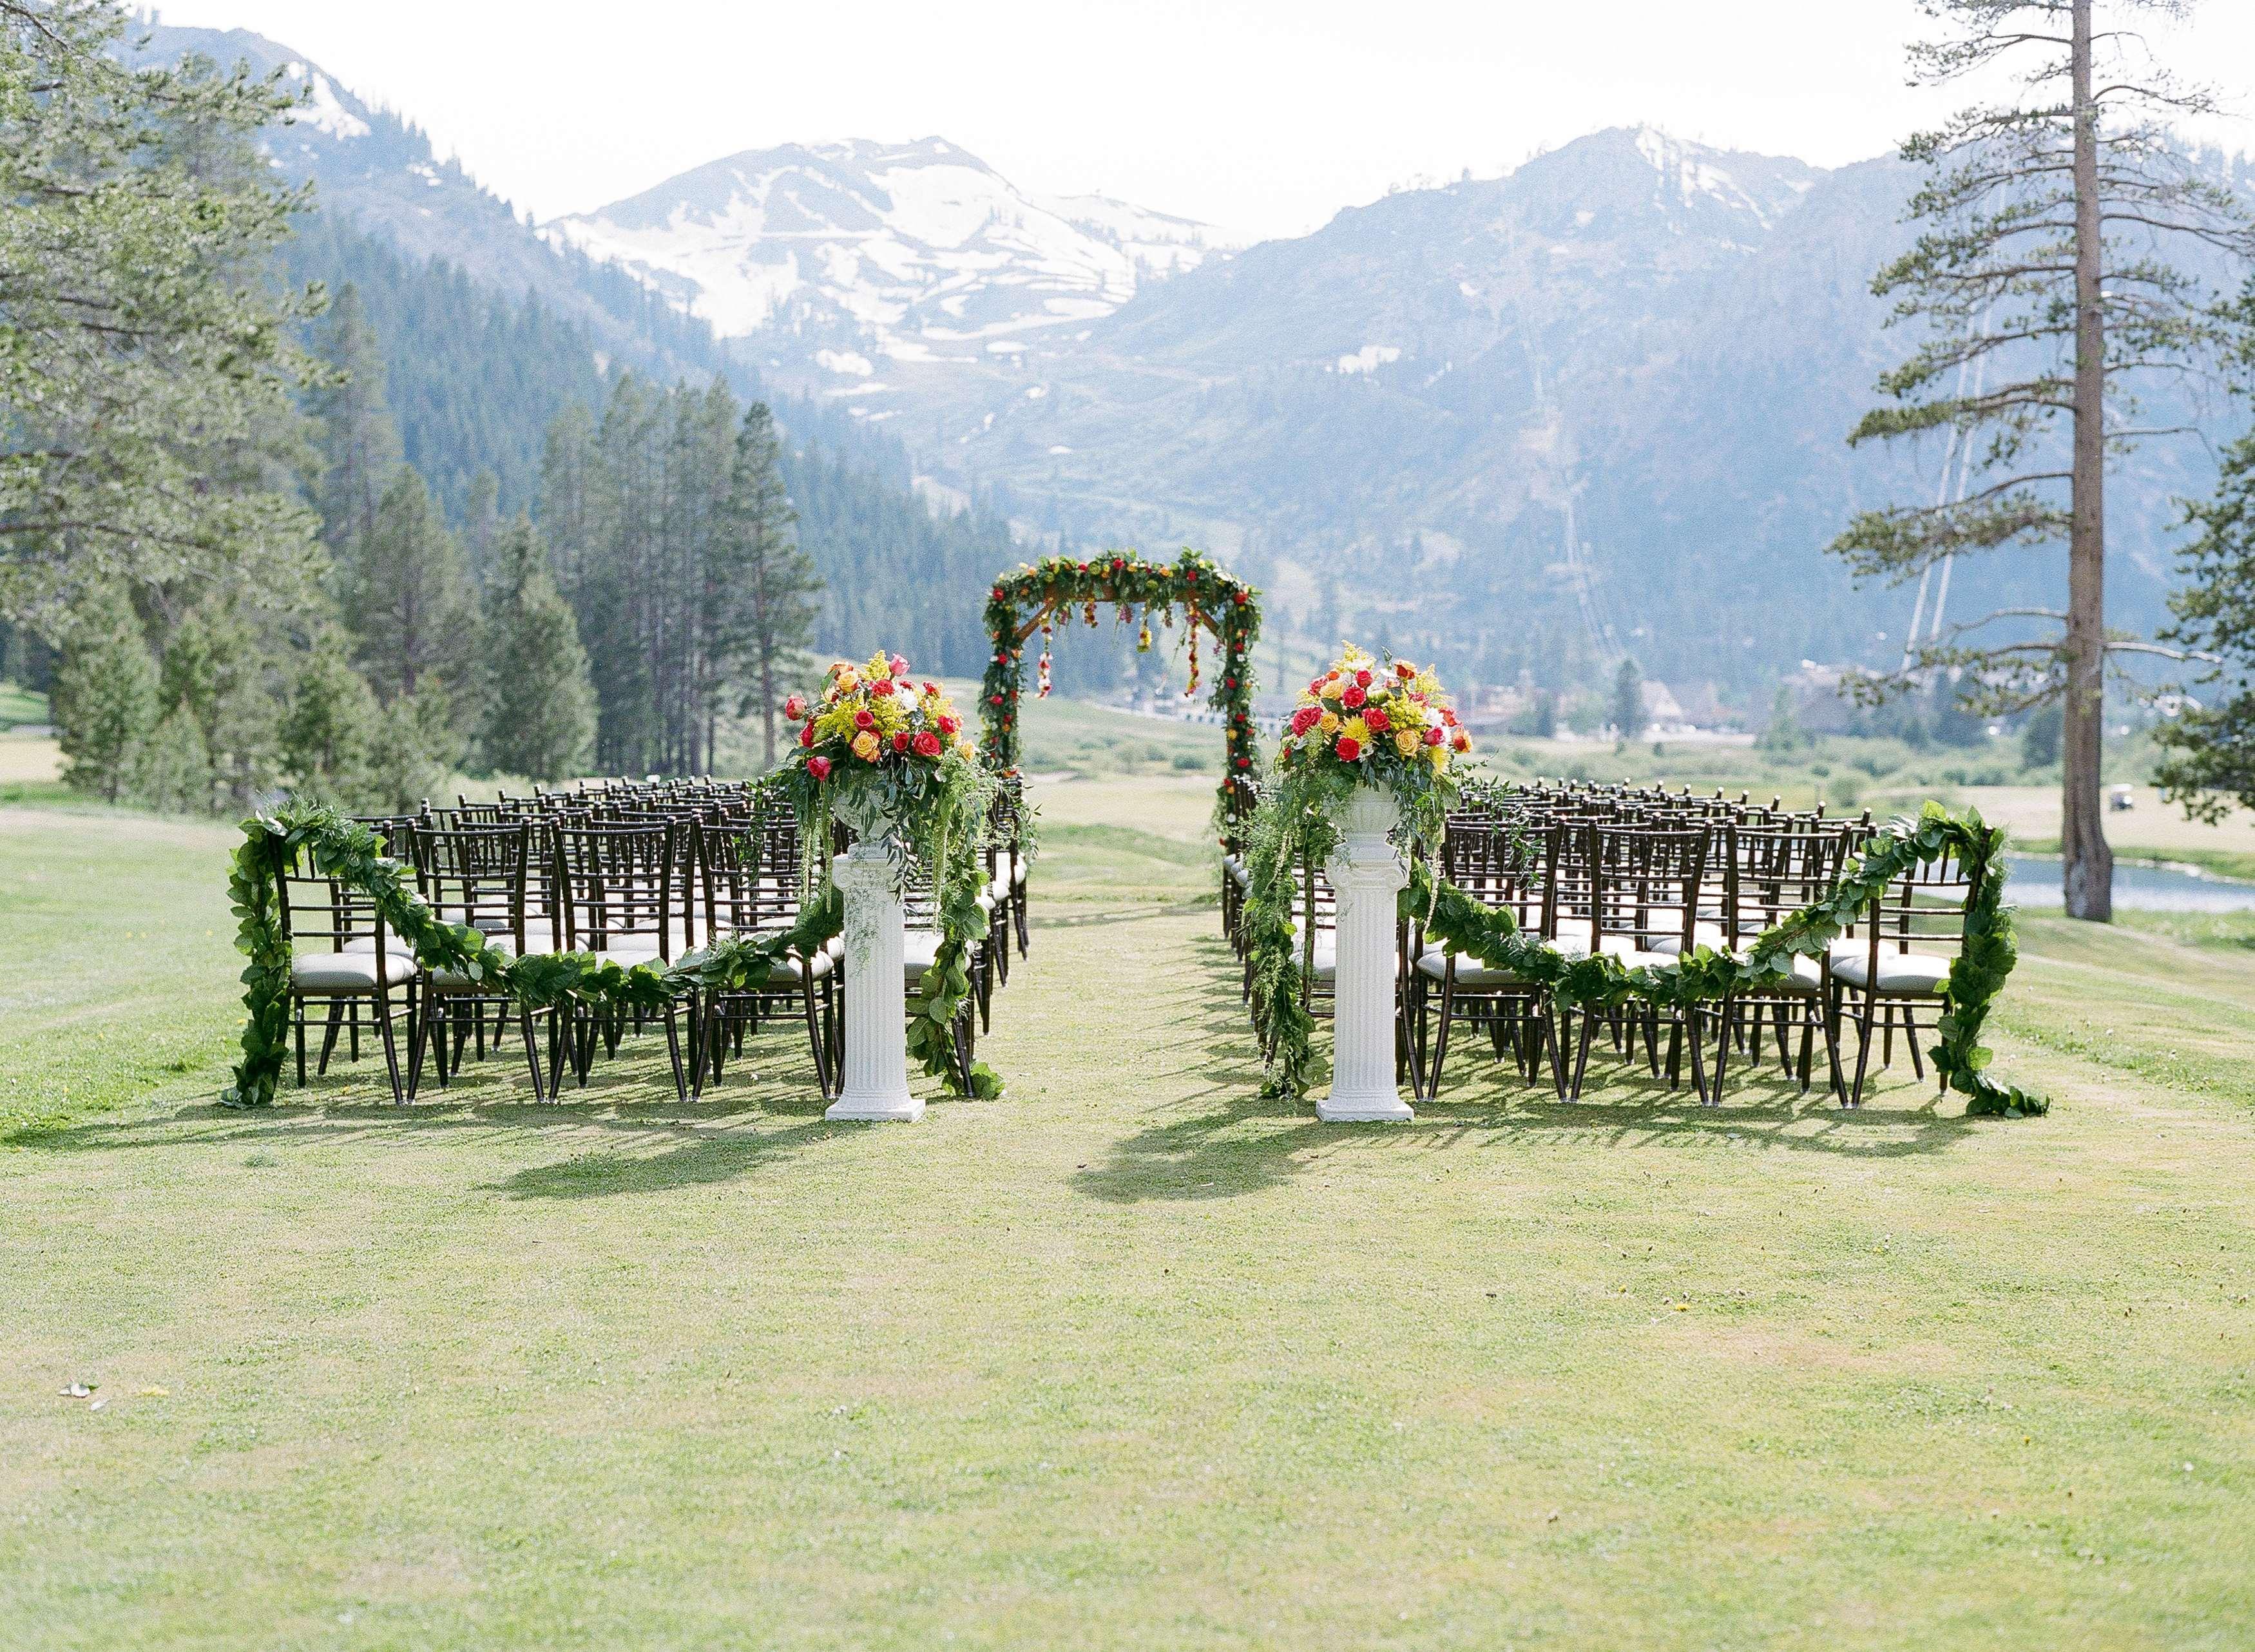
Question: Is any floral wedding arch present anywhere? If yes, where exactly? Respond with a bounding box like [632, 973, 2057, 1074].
[979, 549, 1263, 821]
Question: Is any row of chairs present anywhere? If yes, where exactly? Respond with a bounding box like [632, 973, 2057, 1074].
[1224, 781, 1982, 1109]
[271, 776, 1033, 1105]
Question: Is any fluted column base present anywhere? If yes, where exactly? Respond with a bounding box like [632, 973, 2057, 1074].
[827, 842, 921, 1123]
[1315, 783, 1413, 1124]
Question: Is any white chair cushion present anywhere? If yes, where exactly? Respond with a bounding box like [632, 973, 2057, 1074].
[1415, 948, 1525, 988]
[1010, 853, 1028, 885]
[1648, 922, 1729, 956]
[1831, 950, 1952, 995]
[292, 948, 419, 995]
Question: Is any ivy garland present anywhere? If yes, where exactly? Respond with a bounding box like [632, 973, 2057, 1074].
[1245, 796, 2045, 1119]
[222, 795, 1002, 1108]
[981, 548, 1263, 821]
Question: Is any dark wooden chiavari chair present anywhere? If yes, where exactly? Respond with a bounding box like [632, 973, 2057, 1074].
[270, 832, 419, 1104]
[1828, 834, 1979, 1109]
[408, 821, 545, 1095]
[696, 817, 834, 1098]
[1415, 816, 1565, 1096]
[551, 819, 695, 1100]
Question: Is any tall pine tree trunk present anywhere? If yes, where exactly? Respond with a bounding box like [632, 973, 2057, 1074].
[2064, 0, 2113, 921]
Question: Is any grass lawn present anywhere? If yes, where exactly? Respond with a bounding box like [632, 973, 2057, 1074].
[5, 780, 2254, 1651]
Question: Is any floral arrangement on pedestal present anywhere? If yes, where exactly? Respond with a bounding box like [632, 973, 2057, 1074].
[1276, 644, 1472, 845]
[779, 652, 1001, 1095]
[783, 651, 979, 843]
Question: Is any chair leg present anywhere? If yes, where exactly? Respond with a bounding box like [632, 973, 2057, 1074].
[294, 1003, 308, 1088]
[519, 1010, 545, 1098]
[316, 1004, 344, 1077]
[662, 1006, 689, 1102]
[374, 990, 407, 1106]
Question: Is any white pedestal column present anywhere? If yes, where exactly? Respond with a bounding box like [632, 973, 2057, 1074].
[826, 841, 921, 1122]
[1316, 784, 1413, 1123]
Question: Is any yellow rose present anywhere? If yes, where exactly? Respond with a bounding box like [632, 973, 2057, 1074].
[836, 668, 860, 695]
[850, 730, 881, 763]
[1318, 709, 1339, 735]
[1394, 728, 1421, 757]
[1319, 677, 1344, 702]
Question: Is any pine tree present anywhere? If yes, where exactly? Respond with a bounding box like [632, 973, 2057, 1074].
[463, 468, 501, 583]
[52, 581, 158, 803]
[280, 624, 384, 802]
[726, 401, 821, 766]
[310, 282, 403, 555]
[480, 515, 597, 781]
[1830, 0, 2255, 921]
[1610, 657, 1644, 742]
[1, 5, 320, 633]
[339, 467, 475, 729]
[2153, 380, 2255, 818]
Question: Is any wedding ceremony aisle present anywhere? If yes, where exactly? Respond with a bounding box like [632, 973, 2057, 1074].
[6, 776, 2255, 1648]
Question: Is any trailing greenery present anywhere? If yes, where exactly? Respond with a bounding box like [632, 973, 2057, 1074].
[1245, 796, 2043, 1118]
[221, 783, 999, 1107]
[982, 549, 1262, 821]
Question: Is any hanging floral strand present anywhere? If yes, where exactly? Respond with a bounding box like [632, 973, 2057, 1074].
[1037, 613, 1054, 698]
[1137, 604, 1153, 653]
[1185, 610, 1202, 698]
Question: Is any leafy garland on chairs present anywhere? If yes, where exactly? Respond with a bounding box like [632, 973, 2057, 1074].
[224, 657, 1007, 1108]
[1245, 796, 2046, 1119]
[981, 548, 1263, 821]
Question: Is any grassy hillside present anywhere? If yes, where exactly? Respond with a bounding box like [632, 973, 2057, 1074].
[4, 790, 2254, 1649]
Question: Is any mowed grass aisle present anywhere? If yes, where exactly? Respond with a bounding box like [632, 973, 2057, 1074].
[4, 781, 2254, 1650]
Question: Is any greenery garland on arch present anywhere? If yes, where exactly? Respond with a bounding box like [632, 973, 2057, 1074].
[222, 787, 1002, 1110]
[1243, 794, 2045, 1119]
[981, 548, 1263, 820]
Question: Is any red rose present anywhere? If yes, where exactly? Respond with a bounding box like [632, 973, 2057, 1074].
[1354, 669, 1373, 688]
[872, 678, 896, 696]
[938, 715, 959, 735]
[1236, 756, 1251, 768]
[1396, 661, 1415, 678]
[854, 708, 876, 729]
[783, 694, 807, 720]
[1424, 726, 1444, 746]
[1364, 706, 1390, 733]
[1341, 684, 1367, 710]
[923, 681, 938, 696]
[1452, 731, 1472, 753]
[1290, 706, 1321, 735]
[990, 694, 1004, 706]
[913, 730, 943, 758]
[807, 755, 832, 780]
[892, 731, 911, 753]
[1335, 736, 1362, 762]
[798, 722, 816, 749]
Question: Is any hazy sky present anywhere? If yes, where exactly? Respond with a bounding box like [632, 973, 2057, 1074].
[148, 1, 2255, 242]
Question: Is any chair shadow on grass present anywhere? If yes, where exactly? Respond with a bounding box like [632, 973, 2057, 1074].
[5, 1022, 867, 1200]
[1075, 932, 1981, 1204]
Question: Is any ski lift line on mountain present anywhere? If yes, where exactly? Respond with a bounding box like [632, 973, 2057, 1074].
[1523, 334, 1627, 672]
[1899, 306, 1993, 675]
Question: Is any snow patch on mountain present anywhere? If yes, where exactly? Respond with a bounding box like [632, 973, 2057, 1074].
[546, 138, 1234, 372]
[1335, 344, 1401, 376]
[280, 62, 369, 141]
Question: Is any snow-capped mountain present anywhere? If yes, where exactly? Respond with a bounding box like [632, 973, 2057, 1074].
[545, 139, 1238, 378]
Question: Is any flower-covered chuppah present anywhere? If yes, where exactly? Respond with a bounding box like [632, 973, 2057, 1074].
[981, 548, 1263, 823]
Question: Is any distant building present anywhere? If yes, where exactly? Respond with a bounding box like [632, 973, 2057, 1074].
[1781, 661, 1857, 735]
